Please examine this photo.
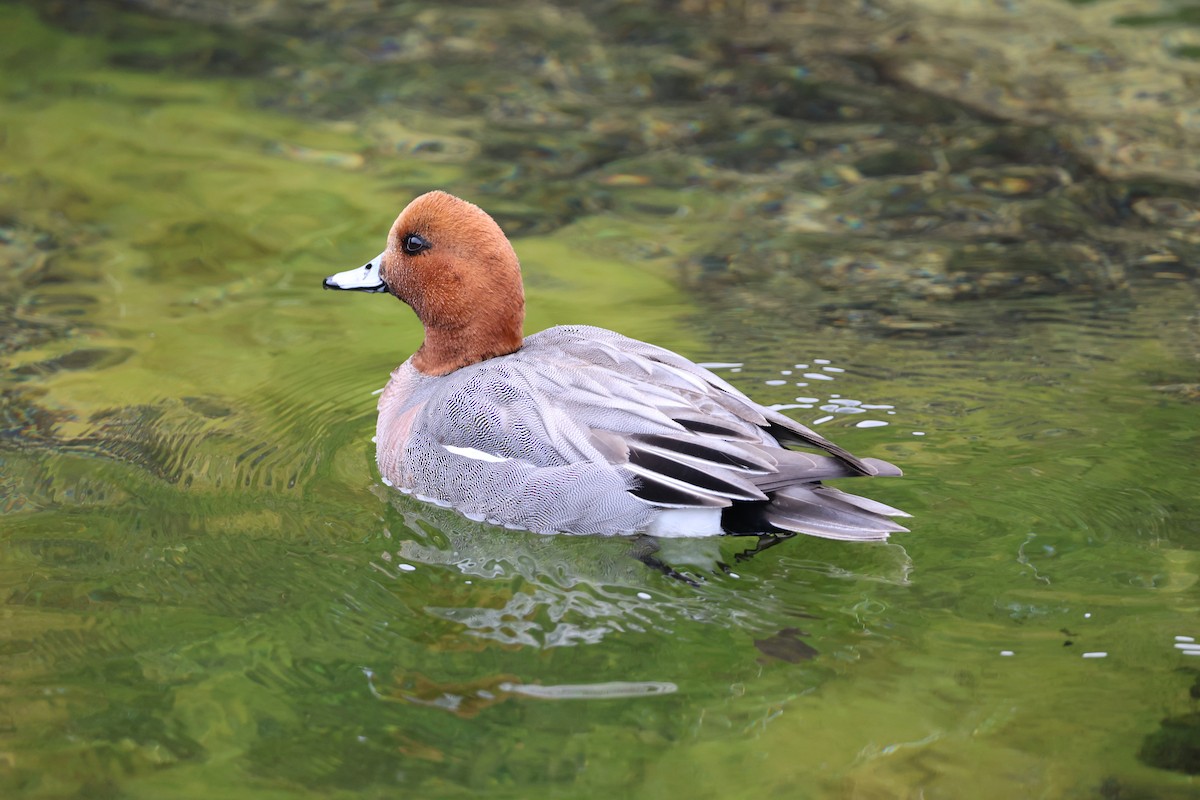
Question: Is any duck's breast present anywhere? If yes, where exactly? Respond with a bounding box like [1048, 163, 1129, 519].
[375, 351, 657, 534]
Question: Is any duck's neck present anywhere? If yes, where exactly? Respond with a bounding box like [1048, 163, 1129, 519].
[412, 320, 524, 376]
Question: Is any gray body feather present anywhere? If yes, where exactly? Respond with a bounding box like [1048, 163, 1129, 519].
[376, 325, 908, 538]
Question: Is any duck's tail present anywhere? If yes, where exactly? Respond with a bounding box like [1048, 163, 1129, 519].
[724, 457, 910, 540]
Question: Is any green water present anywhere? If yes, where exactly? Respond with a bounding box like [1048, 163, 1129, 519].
[2, 2, 1199, 797]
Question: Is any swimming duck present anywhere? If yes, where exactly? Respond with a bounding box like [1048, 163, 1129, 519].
[324, 191, 908, 539]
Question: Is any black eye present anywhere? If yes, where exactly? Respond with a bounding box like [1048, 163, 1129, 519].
[402, 233, 430, 255]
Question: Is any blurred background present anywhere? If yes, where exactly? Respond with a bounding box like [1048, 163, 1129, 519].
[1, 0, 1198, 797]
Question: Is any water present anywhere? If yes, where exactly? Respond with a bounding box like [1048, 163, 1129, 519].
[2, 1, 1199, 797]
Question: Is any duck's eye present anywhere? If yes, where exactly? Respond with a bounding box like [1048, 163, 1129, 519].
[402, 233, 430, 255]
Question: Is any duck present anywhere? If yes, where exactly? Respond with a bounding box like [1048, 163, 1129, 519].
[324, 191, 909, 539]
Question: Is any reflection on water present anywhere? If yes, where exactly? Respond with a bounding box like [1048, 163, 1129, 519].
[2, 1, 1200, 798]
[365, 666, 679, 718]
[371, 491, 914, 651]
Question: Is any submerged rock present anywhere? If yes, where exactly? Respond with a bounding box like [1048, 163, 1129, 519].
[1139, 713, 1200, 775]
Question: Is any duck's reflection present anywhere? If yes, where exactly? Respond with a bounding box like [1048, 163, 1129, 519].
[369, 490, 912, 650]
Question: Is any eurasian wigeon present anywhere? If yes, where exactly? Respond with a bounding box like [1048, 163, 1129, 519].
[324, 191, 909, 539]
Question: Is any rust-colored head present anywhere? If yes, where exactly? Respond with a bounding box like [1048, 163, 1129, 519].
[327, 191, 526, 375]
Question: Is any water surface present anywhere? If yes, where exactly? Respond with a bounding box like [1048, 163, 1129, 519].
[2, 2, 1198, 797]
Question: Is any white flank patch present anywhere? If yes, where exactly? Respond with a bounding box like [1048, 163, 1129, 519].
[442, 444, 510, 463]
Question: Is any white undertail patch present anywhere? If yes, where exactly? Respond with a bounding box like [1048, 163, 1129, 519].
[645, 508, 723, 538]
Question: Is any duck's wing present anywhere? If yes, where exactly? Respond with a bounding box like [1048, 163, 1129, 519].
[534, 327, 910, 538]
[409, 326, 907, 536]
[514, 328, 903, 507]
[412, 334, 771, 506]
[568, 326, 885, 475]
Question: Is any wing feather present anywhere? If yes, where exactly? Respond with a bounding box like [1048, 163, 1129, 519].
[409, 325, 905, 536]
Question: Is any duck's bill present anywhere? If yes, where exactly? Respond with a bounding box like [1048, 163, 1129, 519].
[323, 252, 387, 292]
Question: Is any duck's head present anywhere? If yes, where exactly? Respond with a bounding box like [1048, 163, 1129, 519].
[324, 191, 525, 376]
